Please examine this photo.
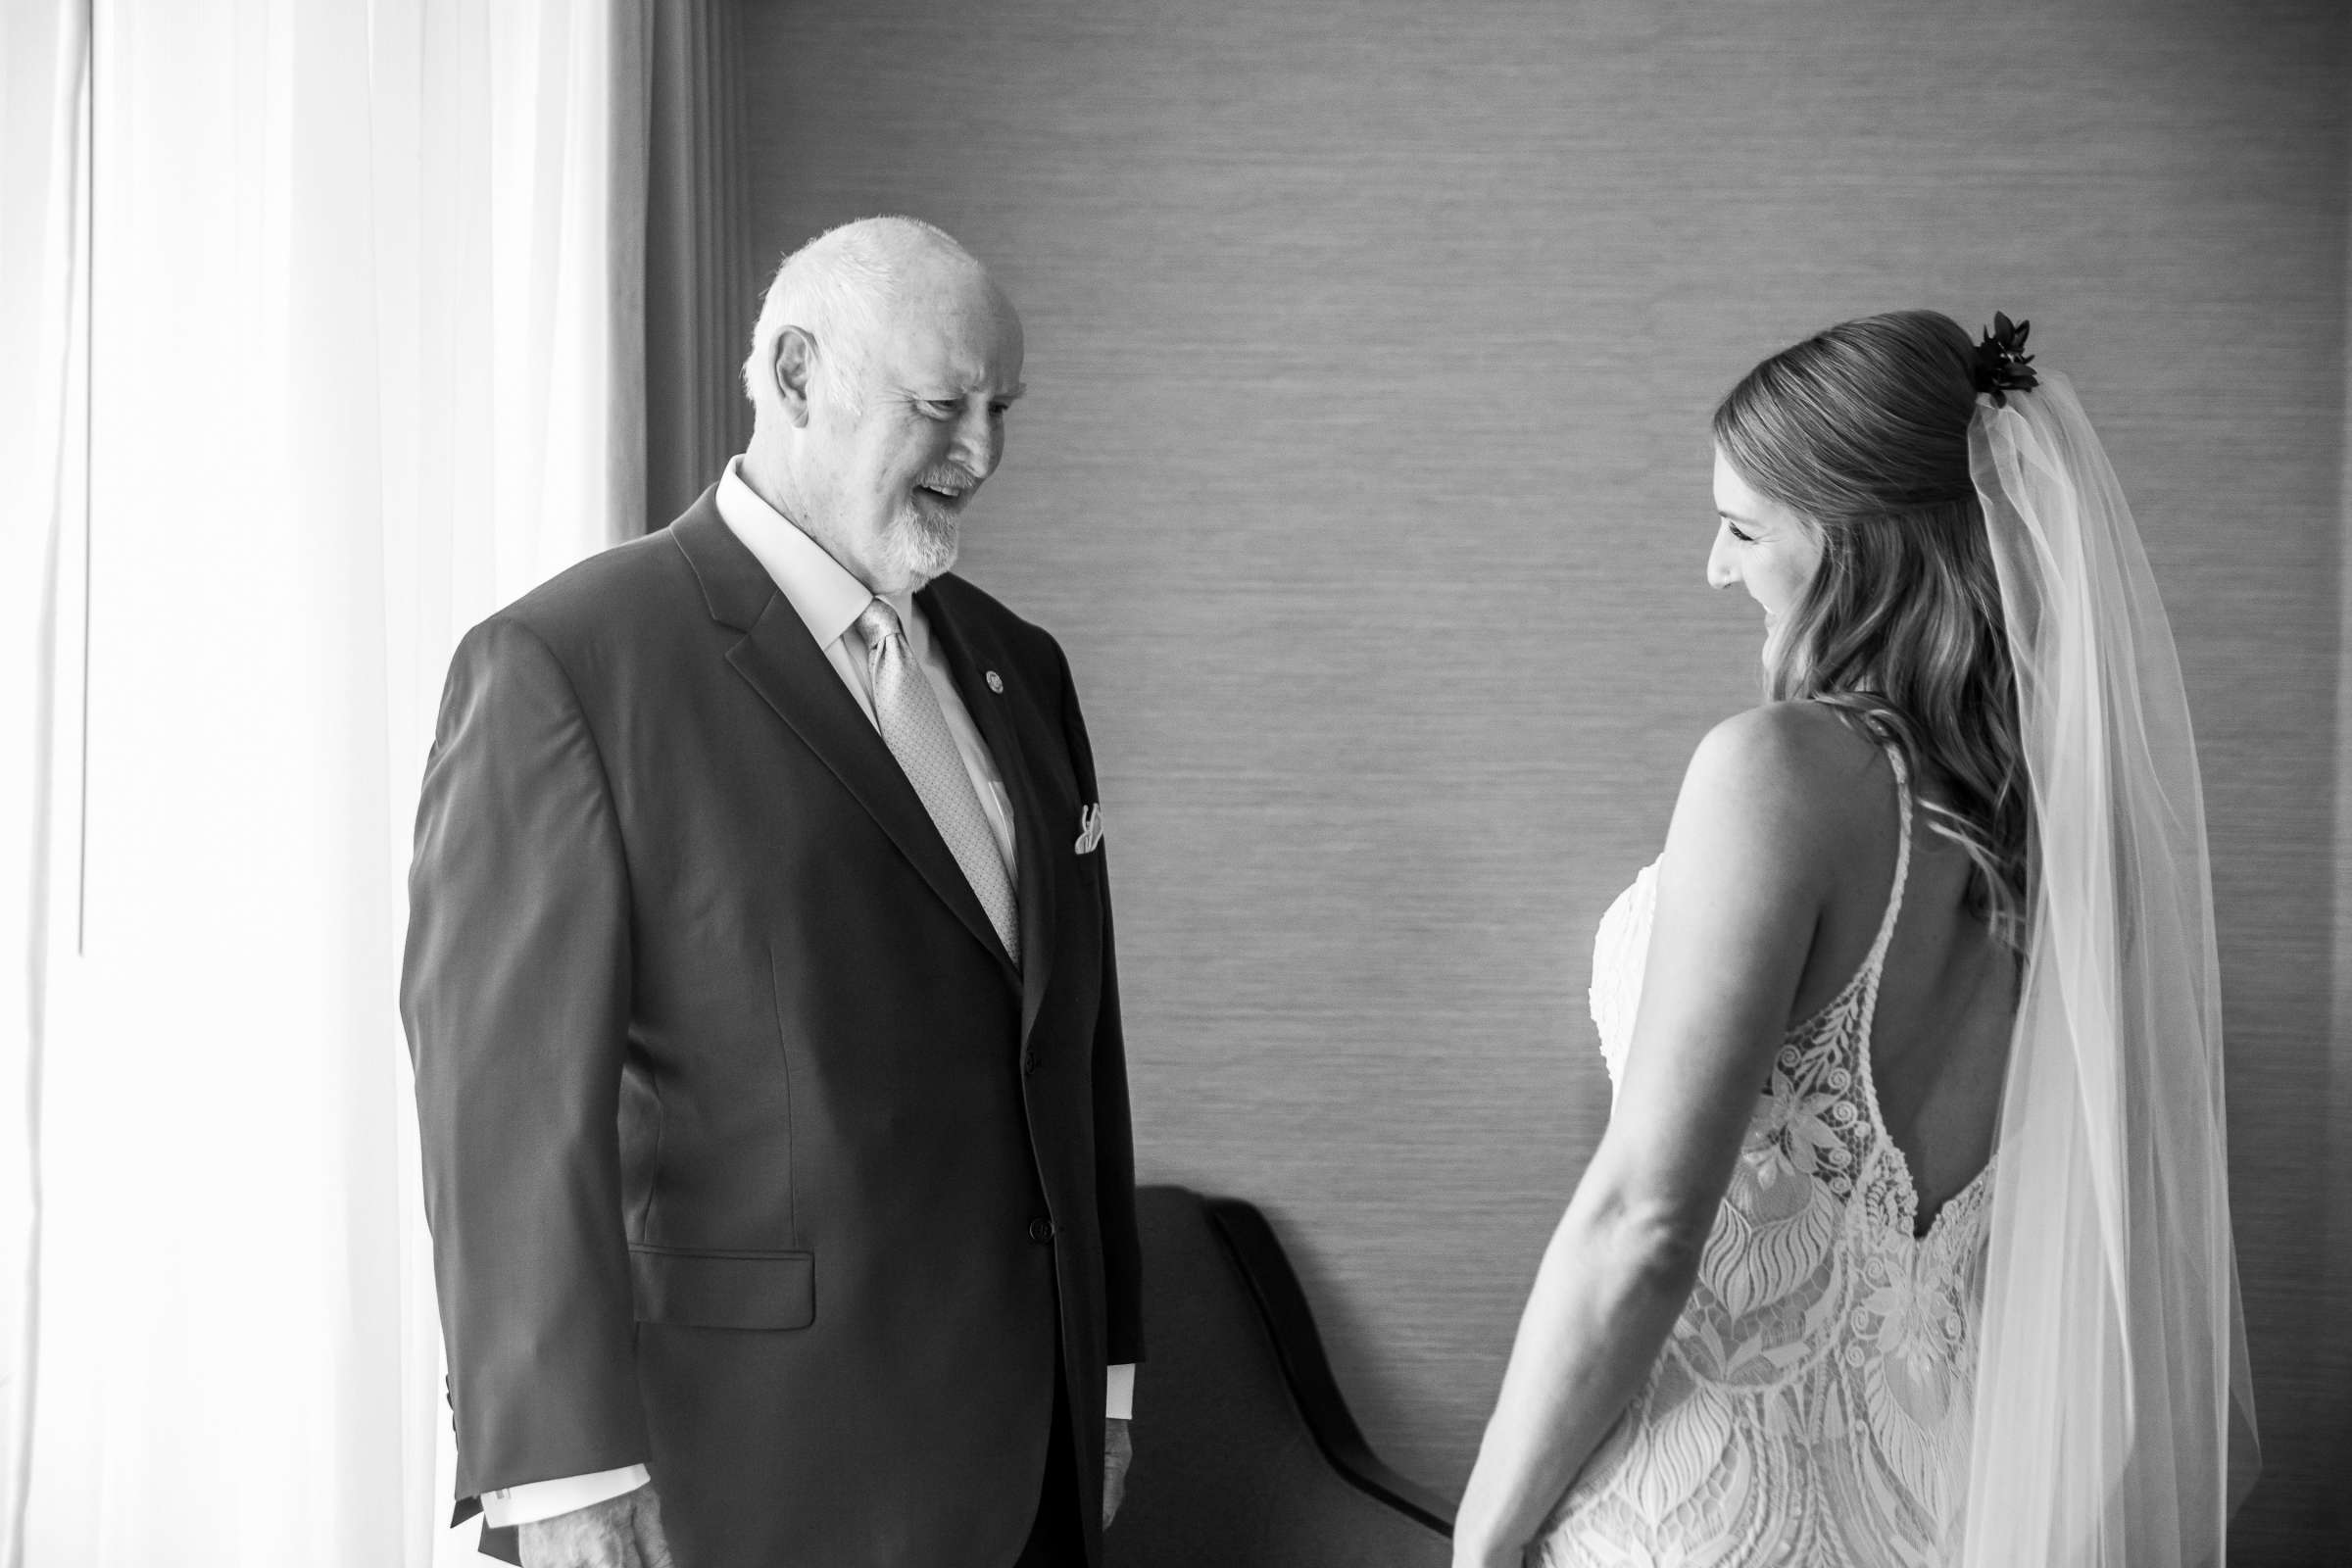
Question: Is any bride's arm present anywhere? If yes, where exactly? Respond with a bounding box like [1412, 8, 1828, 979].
[1452, 707, 1840, 1567]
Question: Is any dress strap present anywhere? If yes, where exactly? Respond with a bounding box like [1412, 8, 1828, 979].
[1860, 744, 1914, 980]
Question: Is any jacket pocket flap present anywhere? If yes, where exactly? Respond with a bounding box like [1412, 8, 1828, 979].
[629, 1246, 814, 1331]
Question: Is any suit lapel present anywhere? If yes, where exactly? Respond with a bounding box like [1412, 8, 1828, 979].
[672, 501, 1017, 984]
[921, 585, 1058, 1047]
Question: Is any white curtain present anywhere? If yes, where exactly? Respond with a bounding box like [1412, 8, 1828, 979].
[3, 1, 649, 1563]
[0, 1, 92, 1561]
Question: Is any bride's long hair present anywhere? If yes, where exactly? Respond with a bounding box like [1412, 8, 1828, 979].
[1713, 310, 2028, 947]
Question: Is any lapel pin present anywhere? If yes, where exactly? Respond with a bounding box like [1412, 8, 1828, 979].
[1074, 804, 1104, 855]
[986, 670, 1004, 694]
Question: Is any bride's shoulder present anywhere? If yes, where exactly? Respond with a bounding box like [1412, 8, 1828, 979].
[1676, 701, 1885, 842]
[1645, 703, 1875, 953]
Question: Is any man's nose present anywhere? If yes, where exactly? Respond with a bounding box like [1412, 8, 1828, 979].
[954, 407, 1003, 482]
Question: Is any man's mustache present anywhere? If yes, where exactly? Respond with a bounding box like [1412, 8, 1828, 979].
[915, 466, 979, 498]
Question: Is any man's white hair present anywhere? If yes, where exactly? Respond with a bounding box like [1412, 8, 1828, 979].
[741, 215, 981, 418]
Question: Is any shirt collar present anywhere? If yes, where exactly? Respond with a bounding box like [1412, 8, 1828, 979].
[715, 457, 920, 654]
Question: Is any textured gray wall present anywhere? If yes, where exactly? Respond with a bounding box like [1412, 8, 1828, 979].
[735, 2, 2350, 1555]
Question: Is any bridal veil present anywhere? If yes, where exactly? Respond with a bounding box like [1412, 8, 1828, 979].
[1959, 372, 2259, 1566]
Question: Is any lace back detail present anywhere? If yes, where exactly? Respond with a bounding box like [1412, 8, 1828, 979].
[1554, 744, 1994, 1568]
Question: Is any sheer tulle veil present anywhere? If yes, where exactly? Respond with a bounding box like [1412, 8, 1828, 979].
[1959, 372, 2259, 1566]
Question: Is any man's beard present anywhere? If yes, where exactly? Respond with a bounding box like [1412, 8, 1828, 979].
[880, 501, 960, 586]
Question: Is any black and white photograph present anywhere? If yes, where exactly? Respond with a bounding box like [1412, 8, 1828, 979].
[1, 2, 2346, 1565]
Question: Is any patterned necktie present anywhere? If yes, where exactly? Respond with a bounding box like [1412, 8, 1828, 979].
[855, 598, 1021, 966]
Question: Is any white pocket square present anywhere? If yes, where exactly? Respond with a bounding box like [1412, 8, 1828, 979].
[1074, 804, 1104, 855]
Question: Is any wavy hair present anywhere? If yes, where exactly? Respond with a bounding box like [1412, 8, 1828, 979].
[1712, 310, 2029, 947]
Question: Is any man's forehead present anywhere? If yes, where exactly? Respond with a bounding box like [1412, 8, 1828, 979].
[884, 309, 1023, 392]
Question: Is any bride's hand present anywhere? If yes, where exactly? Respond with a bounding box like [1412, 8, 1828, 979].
[1449, 1530, 1528, 1568]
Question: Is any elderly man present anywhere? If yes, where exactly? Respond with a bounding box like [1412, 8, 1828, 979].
[403, 216, 1141, 1568]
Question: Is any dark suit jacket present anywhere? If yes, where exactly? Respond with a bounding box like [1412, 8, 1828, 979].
[402, 487, 1143, 1568]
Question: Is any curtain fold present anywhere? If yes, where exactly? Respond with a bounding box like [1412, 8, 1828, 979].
[644, 0, 750, 528]
[6, 2, 650, 1562]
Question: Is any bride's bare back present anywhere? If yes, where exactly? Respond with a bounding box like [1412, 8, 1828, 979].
[1776, 702, 2015, 1232]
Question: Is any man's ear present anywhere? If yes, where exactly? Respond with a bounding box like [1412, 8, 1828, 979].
[771, 326, 817, 425]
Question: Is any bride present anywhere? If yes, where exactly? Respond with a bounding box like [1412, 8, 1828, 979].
[1453, 312, 2256, 1567]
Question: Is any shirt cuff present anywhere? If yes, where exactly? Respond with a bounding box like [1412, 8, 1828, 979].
[481, 1465, 651, 1528]
[1105, 1362, 1135, 1421]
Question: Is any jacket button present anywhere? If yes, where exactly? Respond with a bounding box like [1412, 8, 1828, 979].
[1028, 1217, 1056, 1244]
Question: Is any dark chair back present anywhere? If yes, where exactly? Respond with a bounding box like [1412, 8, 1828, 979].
[1105, 1185, 1453, 1568]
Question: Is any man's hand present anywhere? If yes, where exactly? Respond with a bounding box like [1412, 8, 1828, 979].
[1102, 1416, 1133, 1528]
[518, 1483, 673, 1568]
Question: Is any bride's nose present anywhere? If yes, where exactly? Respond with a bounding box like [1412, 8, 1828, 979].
[1706, 527, 1739, 589]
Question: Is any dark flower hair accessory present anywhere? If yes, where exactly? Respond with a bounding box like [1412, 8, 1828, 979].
[1972, 312, 2039, 406]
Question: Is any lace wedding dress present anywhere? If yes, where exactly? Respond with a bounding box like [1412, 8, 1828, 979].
[1537, 747, 1993, 1568]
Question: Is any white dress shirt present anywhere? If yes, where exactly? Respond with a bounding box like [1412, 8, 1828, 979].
[484, 462, 1133, 1528]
